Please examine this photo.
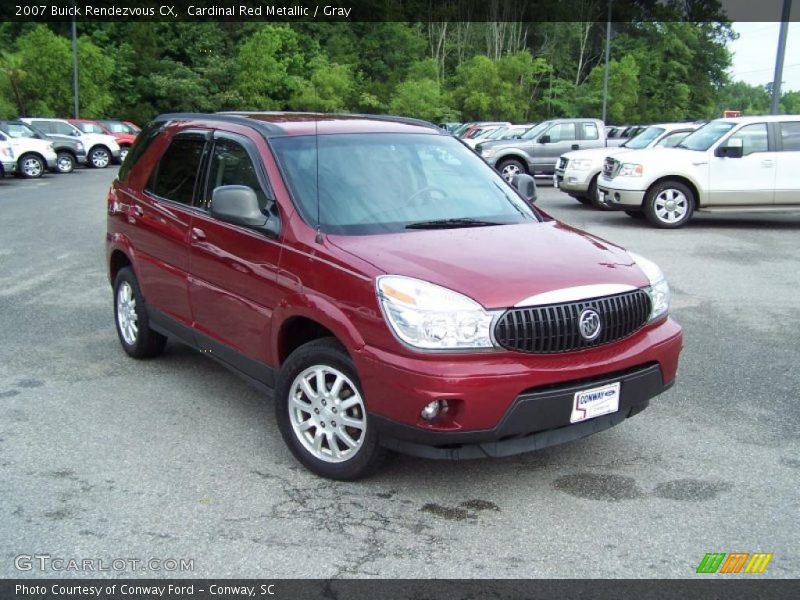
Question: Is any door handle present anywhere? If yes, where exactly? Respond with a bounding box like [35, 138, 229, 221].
[571, 144, 579, 150]
[761, 160, 774, 167]
[191, 228, 206, 241]
[131, 205, 143, 217]
[692, 161, 708, 166]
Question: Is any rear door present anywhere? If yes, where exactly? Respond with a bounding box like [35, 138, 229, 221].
[187, 131, 283, 383]
[774, 120, 800, 205]
[707, 122, 776, 206]
[134, 130, 209, 327]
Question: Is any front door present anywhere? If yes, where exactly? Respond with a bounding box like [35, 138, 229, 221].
[532, 122, 579, 175]
[188, 131, 283, 385]
[708, 122, 776, 206]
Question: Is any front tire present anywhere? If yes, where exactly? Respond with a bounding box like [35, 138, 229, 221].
[119, 146, 130, 163]
[113, 267, 167, 359]
[496, 158, 526, 182]
[588, 174, 611, 211]
[56, 152, 75, 174]
[18, 153, 44, 178]
[644, 180, 695, 228]
[275, 338, 389, 480]
[88, 146, 111, 168]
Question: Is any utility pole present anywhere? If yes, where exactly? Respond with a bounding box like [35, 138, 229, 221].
[770, 0, 792, 114]
[71, 2, 79, 118]
[601, 0, 613, 123]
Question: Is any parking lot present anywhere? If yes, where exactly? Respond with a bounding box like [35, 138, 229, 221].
[0, 168, 798, 578]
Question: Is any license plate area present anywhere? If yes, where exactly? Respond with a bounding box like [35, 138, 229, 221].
[570, 381, 620, 423]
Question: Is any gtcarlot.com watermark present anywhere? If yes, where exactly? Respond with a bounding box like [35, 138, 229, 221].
[14, 554, 194, 573]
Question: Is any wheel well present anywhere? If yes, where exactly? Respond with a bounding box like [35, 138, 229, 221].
[647, 176, 700, 207]
[109, 250, 131, 285]
[496, 154, 528, 170]
[89, 145, 110, 154]
[19, 151, 45, 162]
[278, 317, 337, 365]
[56, 148, 76, 158]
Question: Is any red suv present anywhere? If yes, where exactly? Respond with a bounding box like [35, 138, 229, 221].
[69, 118, 137, 162]
[106, 112, 683, 480]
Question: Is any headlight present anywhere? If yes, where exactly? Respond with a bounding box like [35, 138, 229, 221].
[76, 142, 84, 151]
[47, 143, 54, 151]
[628, 252, 670, 322]
[619, 163, 643, 177]
[569, 158, 593, 171]
[376, 275, 497, 350]
[480, 148, 496, 158]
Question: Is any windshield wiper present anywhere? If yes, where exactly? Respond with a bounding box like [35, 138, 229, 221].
[405, 218, 503, 230]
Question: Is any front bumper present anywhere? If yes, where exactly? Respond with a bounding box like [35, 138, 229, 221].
[554, 168, 596, 193]
[1, 160, 15, 175]
[596, 184, 646, 209]
[76, 152, 88, 165]
[356, 317, 682, 459]
[110, 148, 122, 163]
[45, 155, 58, 171]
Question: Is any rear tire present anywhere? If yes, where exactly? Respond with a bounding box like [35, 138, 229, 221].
[113, 267, 167, 359]
[644, 180, 695, 228]
[275, 338, 390, 480]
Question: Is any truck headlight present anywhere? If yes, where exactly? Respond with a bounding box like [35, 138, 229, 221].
[619, 163, 643, 177]
[376, 275, 497, 350]
[569, 158, 593, 171]
[628, 252, 670, 322]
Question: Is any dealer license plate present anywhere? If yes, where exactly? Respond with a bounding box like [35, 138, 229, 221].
[570, 381, 620, 423]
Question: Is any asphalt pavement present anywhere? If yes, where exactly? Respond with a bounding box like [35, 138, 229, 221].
[0, 168, 798, 578]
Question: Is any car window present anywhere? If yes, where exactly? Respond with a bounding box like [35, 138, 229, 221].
[546, 123, 577, 143]
[270, 133, 537, 235]
[38, 121, 78, 136]
[779, 121, 800, 151]
[582, 123, 599, 140]
[203, 138, 270, 212]
[656, 131, 691, 148]
[146, 134, 206, 205]
[729, 123, 768, 156]
[624, 127, 665, 149]
[77, 122, 105, 134]
[2, 122, 37, 139]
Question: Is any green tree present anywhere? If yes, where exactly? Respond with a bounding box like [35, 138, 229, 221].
[581, 54, 640, 123]
[290, 56, 355, 112]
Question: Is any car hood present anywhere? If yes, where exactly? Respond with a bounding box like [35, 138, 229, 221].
[609, 146, 697, 165]
[83, 133, 120, 148]
[328, 221, 648, 309]
[563, 146, 634, 161]
[8, 138, 53, 154]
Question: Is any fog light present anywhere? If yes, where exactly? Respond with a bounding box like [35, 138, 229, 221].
[421, 400, 448, 421]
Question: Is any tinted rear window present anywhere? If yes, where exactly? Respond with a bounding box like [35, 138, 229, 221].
[146, 134, 206, 205]
[118, 123, 162, 181]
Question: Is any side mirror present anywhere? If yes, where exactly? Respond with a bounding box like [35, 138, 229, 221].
[511, 173, 537, 203]
[538, 135, 551, 144]
[210, 185, 279, 235]
[718, 137, 743, 158]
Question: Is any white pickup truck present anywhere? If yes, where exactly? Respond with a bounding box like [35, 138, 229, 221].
[554, 122, 700, 208]
[597, 115, 800, 228]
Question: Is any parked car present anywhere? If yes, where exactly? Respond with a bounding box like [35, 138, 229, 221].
[6, 120, 88, 174]
[0, 120, 57, 178]
[459, 121, 510, 139]
[107, 111, 682, 480]
[555, 122, 700, 207]
[69, 118, 137, 162]
[478, 118, 607, 181]
[0, 133, 16, 178]
[22, 117, 121, 168]
[122, 120, 141, 134]
[437, 122, 461, 133]
[597, 115, 800, 227]
[462, 124, 536, 149]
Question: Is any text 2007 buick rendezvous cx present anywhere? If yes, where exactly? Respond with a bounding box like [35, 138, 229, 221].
[106, 112, 683, 480]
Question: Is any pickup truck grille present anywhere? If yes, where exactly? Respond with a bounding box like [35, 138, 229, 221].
[494, 290, 651, 354]
[558, 157, 569, 171]
[602, 157, 620, 179]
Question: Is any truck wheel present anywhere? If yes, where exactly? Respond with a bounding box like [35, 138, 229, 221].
[56, 152, 75, 174]
[644, 180, 694, 228]
[113, 267, 167, 359]
[89, 146, 110, 168]
[588, 174, 610, 211]
[18, 153, 44, 178]
[275, 338, 390, 480]
[497, 158, 526, 182]
[119, 146, 130, 162]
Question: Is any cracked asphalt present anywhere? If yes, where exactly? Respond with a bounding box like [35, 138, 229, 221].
[0, 168, 798, 579]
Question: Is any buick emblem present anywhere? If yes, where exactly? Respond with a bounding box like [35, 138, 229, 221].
[578, 308, 602, 341]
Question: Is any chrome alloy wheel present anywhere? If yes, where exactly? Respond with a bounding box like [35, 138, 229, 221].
[56, 154, 74, 173]
[288, 365, 366, 463]
[91, 148, 110, 168]
[653, 188, 689, 224]
[116, 281, 139, 345]
[21, 156, 43, 177]
[501, 163, 521, 181]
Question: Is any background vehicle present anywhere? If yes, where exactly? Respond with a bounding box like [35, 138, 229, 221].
[462, 124, 535, 149]
[478, 118, 607, 181]
[555, 122, 700, 208]
[0, 120, 57, 178]
[18, 121, 88, 174]
[107, 111, 681, 480]
[22, 117, 121, 168]
[598, 115, 800, 227]
[70, 118, 137, 162]
[0, 133, 15, 177]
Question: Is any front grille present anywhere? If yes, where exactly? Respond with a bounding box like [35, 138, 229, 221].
[494, 289, 651, 354]
[558, 157, 569, 170]
[602, 157, 620, 179]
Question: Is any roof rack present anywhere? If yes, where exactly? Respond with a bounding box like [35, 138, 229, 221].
[154, 112, 285, 135]
[218, 110, 443, 132]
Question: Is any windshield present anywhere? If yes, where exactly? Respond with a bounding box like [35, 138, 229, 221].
[1, 122, 38, 138]
[270, 133, 538, 235]
[519, 121, 552, 140]
[623, 127, 665, 150]
[677, 121, 735, 151]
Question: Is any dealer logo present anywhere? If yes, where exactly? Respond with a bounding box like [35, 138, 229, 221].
[578, 308, 602, 341]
